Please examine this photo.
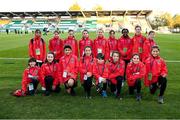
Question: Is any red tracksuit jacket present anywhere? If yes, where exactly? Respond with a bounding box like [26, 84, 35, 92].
[93, 60, 109, 85]
[93, 36, 109, 60]
[106, 36, 118, 61]
[118, 36, 133, 60]
[142, 38, 157, 62]
[126, 61, 146, 86]
[40, 62, 60, 87]
[132, 34, 146, 59]
[144, 56, 168, 87]
[79, 37, 93, 57]
[49, 37, 64, 61]
[21, 66, 41, 92]
[79, 56, 95, 83]
[59, 54, 78, 83]
[29, 37, 46, 62]
[108, 59, 125, 85]
[64, 36, 78, 57]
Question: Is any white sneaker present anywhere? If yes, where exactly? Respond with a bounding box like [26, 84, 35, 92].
[158, 96, 164, 104]
[121, 81, 124, 87]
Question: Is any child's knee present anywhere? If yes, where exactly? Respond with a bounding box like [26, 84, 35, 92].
[67, 79, 74, 87]
[102, 79, 107, 83]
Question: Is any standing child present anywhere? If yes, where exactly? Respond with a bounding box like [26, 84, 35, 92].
[79, 30, 93, 57]
[49, 30, 64, 63]
[106, 30, 118, 61]
[29, 29, 46, 66]
[13, 58, 42, 97]
[64, 29, 78, 57]
[131, 25, 146, 60]
[118, 28, 133, 82]
[126, 54, 146, 101]
[93, 29, 109, 61]
[144, 45, 168, 104]
[41, 52, 61, 96]
[59, 45, 79, 96]
[93, 53, 109, 97]
[142, 31, 157, 62]
[79, 46, 95, 99]
[108, 51, 125, 100]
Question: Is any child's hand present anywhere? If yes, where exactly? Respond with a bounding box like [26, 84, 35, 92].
[87, 72, 92, 77]
[54, 51, 57, 55]
[52, 85, 56, 90]
[41, 87, 46, 91]
[134, 72, 140, 75]
[162, 74, 167, 78]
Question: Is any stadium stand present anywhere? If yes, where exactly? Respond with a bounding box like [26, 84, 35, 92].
[85, 20, 97, 31]
[29, 20, 48, 31]
[58, 19, 77, 31]
[0, 19, 10, 25]
[0, 10, 152, 33]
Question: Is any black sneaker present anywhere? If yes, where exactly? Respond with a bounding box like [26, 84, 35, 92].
[136, 94, 142, 101]
[116, 94, 122, 100]
[70, 89, 76, 96]
[44, 91, 50, 96]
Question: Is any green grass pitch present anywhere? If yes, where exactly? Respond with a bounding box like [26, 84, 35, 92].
[0, 32, 180, 119]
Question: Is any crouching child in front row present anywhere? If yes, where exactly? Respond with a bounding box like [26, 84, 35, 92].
[93, 53, 109, 98]
[126, 54, 146, 101]
[108, 51, 125, 100]
[40, 52, 61, 96]
[144, 45, 168, 104]
[79, 46, 95, 99]
[59, 45, 79, 96]
[13, 58, 42, 97]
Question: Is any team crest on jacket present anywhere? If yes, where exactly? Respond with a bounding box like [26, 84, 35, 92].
[102, 40, 105, 45]
[139, 39, 143, 43]
[128, 39, 131, 43]
[57, 40, 60, 45]
[85, 41, 91, 44]
[54, 66, 57, 71]
[40, 40, 43, 46]
[70, 58, 75, 63]
[136, 67, 140, 72]
[34, 69, 38, 75]
[157, 59, 161, 64]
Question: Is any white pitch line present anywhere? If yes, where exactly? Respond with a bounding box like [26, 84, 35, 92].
[166, 60, 180, 63]
[0, 57, 28, 60]
[0, 57, 180, 63]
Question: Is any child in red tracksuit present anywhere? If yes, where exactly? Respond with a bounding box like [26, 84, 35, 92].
[59, 45, 79, 96]
[93, 29, 109, 61]
[132, 25, 146, 60]
[79, 46, 95, 98]
[93, 53, 109, 97]
[49, 30, 64, 63]
[13, 58, 41, 97]
[108, 51, 125, 100]
[106, 30, 118, 61]
[41, 52, 61, 96]
[142, 31, 157, 62]
[126, 54, 146, 101]
[144, 45, 168, 104]
[63, 29, 78, 57]
[118, 28, 133, 82]
[29, 29, 46, 67]
[79, 30, 93, 57]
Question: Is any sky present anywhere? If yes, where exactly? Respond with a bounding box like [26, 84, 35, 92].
[0, 0, 179, 15]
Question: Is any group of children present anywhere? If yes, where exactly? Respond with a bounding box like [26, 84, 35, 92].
[13, 25, 168, 104]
